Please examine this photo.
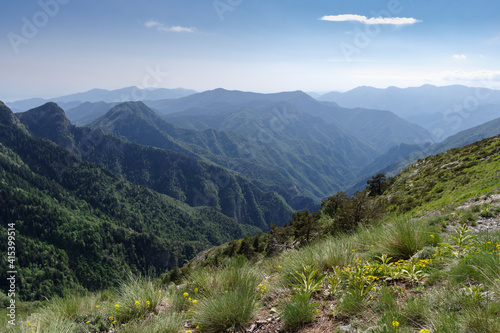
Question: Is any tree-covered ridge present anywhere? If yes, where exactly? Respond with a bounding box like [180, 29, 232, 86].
[0, 103, 261, 300]
[87, 101, 316, 210]
[90, 100, 378, 202]
[16, 102, 294, 230]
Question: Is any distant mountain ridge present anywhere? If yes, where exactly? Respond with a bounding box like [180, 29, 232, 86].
[15, 102, 293, 230]
[146, 88, 431, 154]
[6, 87, 197, 113]
[318, 84, 500, 139]
[349, 115, 500, 193]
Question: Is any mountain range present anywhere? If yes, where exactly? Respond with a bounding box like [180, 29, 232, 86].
[318, 84, 500, 140]
[5, 87, 197, 113]
[16, 102, 292, 230]
[2, 83, 500, 302]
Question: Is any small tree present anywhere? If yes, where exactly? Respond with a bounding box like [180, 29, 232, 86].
[289, 210, 321, 244]
[321, 191, 348, 217]
[366, 173, 387, 196]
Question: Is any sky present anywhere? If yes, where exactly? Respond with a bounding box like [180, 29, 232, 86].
[1, 0, 500, 101]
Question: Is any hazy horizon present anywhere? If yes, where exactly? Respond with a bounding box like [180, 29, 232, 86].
[2, 82, 499, 104]
[2, 0, 500, 101]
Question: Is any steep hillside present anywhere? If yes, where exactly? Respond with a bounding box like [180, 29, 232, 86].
[89, 101, 377, 201]
[353, 116, 500, 192]
[162, 101, 379, 199]
[430, 116, 500, 155]
[0, 101, 260, 300]
[87, 102, 315, 210]
[9, 129, 500, 333]
[384, 135, 500, 214]
[15, 102, 293, 231]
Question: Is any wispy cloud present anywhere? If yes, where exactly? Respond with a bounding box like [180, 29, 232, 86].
[453, 54, 467, 60]
[440, 69, 500, 81]
[319, 14, 421, 25]
[145, 20, 196, 33]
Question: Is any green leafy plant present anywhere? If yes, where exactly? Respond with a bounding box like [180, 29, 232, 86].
[326, 267, 342, 296]
[290, 265, 326, 296]
[342, 259, 378, 299]
[400, 258, 428, 284]
[439, 223, 476, 257]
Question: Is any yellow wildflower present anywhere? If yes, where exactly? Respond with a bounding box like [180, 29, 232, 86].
[192, 300, 198, 305]
[146, 301, 150, 307]
[392, 321, 399, 328]
[183, 292, 189, 297]
[86, 321, 90, 324]
[194, 288, 199, 293]
[420, 329, 430, 333]
[115, 304, 120, 309]
[109, 316, 113, 321]
[27, 321, 31, 326]
[135, 300, 140, 306]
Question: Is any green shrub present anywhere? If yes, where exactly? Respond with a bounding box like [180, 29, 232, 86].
[370, 218, 438, 260]
[281, 293, 317, 329]
[114, 275, 162, 323]
[194, 288, 259, 333]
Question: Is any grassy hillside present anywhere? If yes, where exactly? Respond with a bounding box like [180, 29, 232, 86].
[384, 135, 500, 214]
[4, 133, 499, 332]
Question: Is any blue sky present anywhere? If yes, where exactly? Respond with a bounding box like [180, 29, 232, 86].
[1, 0, 500, 101]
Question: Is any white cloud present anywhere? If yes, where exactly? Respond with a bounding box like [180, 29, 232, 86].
[453, 54, 467, 60]
[145, 20, 196, 33]
[440, 69, 500, 81]
[319, 14, 421, 25]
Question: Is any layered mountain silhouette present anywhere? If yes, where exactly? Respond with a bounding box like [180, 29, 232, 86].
[319, 84, 500, 139]
[1, 100, 274, 298]
[15, 102, 293, 230]
[88, 100, 378, 202]
[6, 87, 197, 113]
